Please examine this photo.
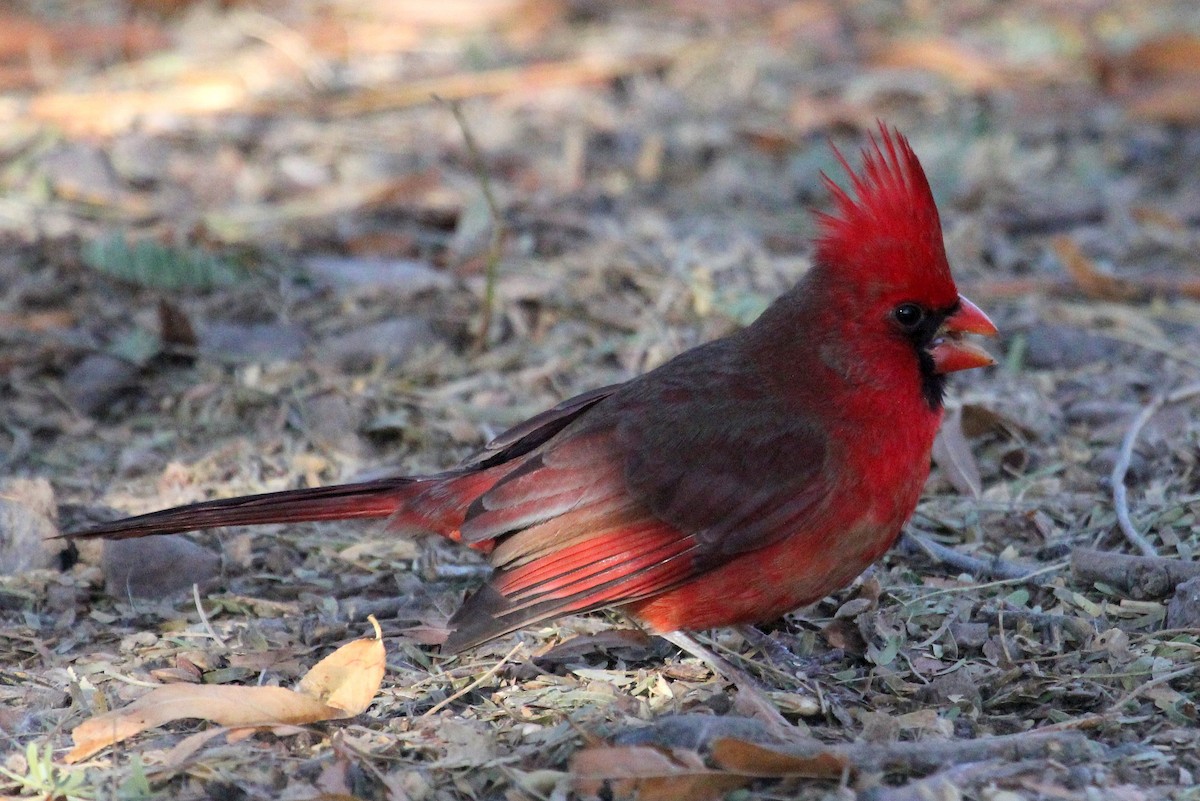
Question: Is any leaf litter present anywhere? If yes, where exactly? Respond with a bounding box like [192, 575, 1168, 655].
[0, 0, 1199, 799]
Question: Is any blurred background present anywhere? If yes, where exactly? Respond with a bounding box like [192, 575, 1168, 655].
[3, 0, 1198, 476]
[1, 2, 1200, 796]
[2, 0, 1199, 445]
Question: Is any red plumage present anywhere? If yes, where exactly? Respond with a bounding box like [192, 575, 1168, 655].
[70, 124, 997, 653]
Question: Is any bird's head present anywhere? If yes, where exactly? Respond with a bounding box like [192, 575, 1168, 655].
[811, 124, 997, 406]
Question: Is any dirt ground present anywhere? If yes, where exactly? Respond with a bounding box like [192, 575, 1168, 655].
[1, 1, 1199, 799]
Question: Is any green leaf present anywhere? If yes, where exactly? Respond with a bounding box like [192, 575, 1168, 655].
[118, 754, 154, 800]
[82, 234, 244, 291]
[107, 327, 162, 366]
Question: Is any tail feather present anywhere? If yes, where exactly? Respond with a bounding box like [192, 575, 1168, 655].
[70, 477, 418, 540]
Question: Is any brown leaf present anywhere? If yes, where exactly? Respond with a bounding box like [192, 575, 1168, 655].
[158, 299, 197, 349]
[1127, 77, 1200, 125]
[821, 618, 867, 656]
[67, 620, 386, 762]
[328, 54, 672, 116]
[571, 746, 749, 801]
[1123, 33, 1200, 81]
[0, 12, 167, 68]
[871, 38, 1006, 91]
[931, 406, 982, 498]
[959, 403, 1036, 439]
[1052, 236, 1142, 302]
[296, 632, 387, 714]
[0, 310, 75, 332]
[29, 74, 251, 136]
[709, 737, 850, 779]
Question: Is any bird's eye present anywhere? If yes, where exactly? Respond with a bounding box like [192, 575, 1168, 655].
[894, 303, 924, 329]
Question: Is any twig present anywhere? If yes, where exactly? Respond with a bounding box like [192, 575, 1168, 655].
[1105, 663, 1198, 715]
[422, 640, 523, 717]
[441, 96, 505, 353]
[978, 602, 1098, 641]
[1111, 382, 1200, 556]
[840, 729, 1100, 774]
[1071, 547, 1200, 600]
[192, 582, 227, 649]
[900, 531, 1042, 582]
[430, 563, 494, 581]
[639, 721, 1098, 774]
[341, 595, 413, 622]
[901, 560, 1068, 606]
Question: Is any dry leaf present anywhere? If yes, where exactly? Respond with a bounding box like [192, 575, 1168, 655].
[872, 38, 1005, 91]
[1126, 78, 1200, 125]
[0, 309, 75, 332]
[1120, 33, 1200, 81]
[158, 299, 198, 349]
[709, 737, 849, 779]
[296, 628, 386, 713]
[573, 736, 850, 801]
[572, 745, 749, 801]
[66, 618, 385, 762]
[931, 406, 982, 498]
[1052, 236, 1141, 302]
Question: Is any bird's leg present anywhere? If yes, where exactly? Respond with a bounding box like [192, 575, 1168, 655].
[658, 630, 797, 736]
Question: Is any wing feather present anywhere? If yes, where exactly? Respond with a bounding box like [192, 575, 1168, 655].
[445, 339, 834, 649]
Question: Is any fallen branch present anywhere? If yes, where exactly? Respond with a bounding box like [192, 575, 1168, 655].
[900, 531, 1043, 583]
[610, 715, 1101, 776]
[839, 728, 1100, 775]
[1111, 381, 1200, 556]
[1071, 547, 1200, 600]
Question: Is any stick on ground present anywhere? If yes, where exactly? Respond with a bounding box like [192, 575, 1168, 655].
[1111, 381, 1200, 556]
[900, 531, 1042, 582]
[1071, 547, 1200, 599]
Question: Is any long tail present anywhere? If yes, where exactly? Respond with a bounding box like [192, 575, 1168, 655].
[70, 477, 423, 540]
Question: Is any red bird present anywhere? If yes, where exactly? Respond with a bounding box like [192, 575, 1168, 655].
[72, 126, 996, 656]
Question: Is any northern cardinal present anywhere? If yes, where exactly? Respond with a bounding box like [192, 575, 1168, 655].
[71, 125, 996, 655]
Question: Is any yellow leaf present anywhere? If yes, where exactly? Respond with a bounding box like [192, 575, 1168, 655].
[67, 618, 385, 763]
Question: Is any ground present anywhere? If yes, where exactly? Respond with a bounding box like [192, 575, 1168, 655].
[1, 1, 1199, 799]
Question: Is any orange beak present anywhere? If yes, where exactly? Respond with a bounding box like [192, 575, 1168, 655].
[929, 294, 998, 374]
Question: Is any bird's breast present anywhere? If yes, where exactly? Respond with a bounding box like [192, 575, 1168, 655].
[625, 508, 910, 634]
[626, 405, 937, 634]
